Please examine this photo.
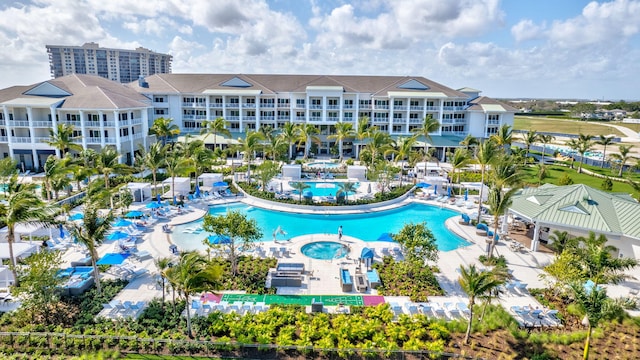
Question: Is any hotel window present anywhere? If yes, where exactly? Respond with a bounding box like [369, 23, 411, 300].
[441, 126, 452, 132]
[183, 97, 195, 103]
[409, 113, 419, 119]
[89, 130, 100, 138]
[213, 98, 223, 104]
[488, 114, 499, 121]
[426, 101, 434, 107]
[311, 111, 321, 118]
[486, 126, 498, 135]
[453, 125, 465, 132]
[393, 113, 404, 119]
[0, 113, 3, 120]
[344, 112, 353, 119]
[328, 99, 338, 106]
[393, 100, 403, 106]
[410, 100, 419, 107]
[359, 99, 371, 106]
[72, 130, 82, 137]
[153, 96, 164, 103]
[229, 110, 239, 117]
[296, 99, 305, 106]
[375, 100, 389, 107]
[277, 98, 290, 105]
[344, 99, 353, 106]
[155, 109, 166, 115]
[392, 125, 403, 132]
[454, 113, 465, 119]
[230, 98, 239, 104]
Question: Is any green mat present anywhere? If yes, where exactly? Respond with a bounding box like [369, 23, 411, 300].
[221, 294, 364, 306]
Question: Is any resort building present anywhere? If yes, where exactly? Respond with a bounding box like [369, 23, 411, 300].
[128, 74, 516, 159]
[0, 74, 152, 170]
[46, 42, 172, 83]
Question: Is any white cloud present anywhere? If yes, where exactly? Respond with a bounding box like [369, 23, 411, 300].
[511, 19, 546, 43]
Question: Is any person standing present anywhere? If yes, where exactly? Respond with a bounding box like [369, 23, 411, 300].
[338, 225, 343, 240]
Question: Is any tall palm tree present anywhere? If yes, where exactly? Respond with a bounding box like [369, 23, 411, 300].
[155, 257, 173, 309]
[296, 124, 320, 160]
[164, 150, 194, 203]
[46, 123, 82, 158]
[361, 128, 393, 174]
[610, 144, 634, 177]
[475, 140, 499, 223]
[95, 146, 131, 188]
[263, 130, 287, 161]
[336, 182, 358, 203]
[412, 114, 440, 176]
[235, 130, 265, 180]
[548, 230, 576, 254]
[538, 134, 555, 164]
[565, 138, 580, 169]
[165, 251, 222, 338]
[150, 117, 180, 146]
[449, 148, 471, 194]
[355, 116, 372, 160]
[521, 129, 539, 162]
[42, 155, 69, 201]
[487, 155, 523, 257]
[0, 175, 56, 287]
[200, 117, 231, 150]
[136, 142, 167, 190]
[490, 124, 513, 153]
[595, 135, 615, 168]
[290, 181, 311, 203]
[328, 122, 355, 162]
[459, 134, 479, 153]
[67, 205, 114, 295]
[575, 133, 594, 174]
[572, 232, 638, 286]
[385, 135, 418, 186]
[458, 265, 506, 344]
[279, 122, 299, 162]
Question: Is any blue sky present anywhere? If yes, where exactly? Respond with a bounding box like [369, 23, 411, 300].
[0, 0, 638, 100]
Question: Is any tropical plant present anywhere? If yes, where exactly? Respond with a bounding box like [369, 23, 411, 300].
[575, 133, 594, 174]
[0, 175, 56, 286]
[571, 232, 638, 286]
[200, 117, 231, 149]
[328, 122, 355, 162]
[164, 251, 222, 338]
[538, 134, 555, 164]
[257, 160, 281, 192]
[235, 130, 265, 180]
[565, 138, 580, 169]
[521, 129, 539, 161]
[279, 122, 300, 162]
[263, 128, 287, 161]
[535, 163, 548, 185]
[42, 155, 69, 201]
[474, 140, 499, 223]
[392, 222, 439, 264]
[154, 257, 173, 309]
[136, 142, 167, 190]
[355, 116, 372, 160]
[385, 135, 418, 186]
[459, 134, 479, 154]
[45, 123, 82, 157]
[150, 117, 180, 146]
[95, 146, 131, 188]
[290, 181, 310, 203]
[296, 124, 321, 160]
[595, 135, 615, 168]
[610, 144, 634, 177]
[449, 148, 471, 194]
[486, 184, 518, 258]
[412, 114, 440, 176]
[547, 230, 576, 254]
[458, 265, 506, 344]
[201, 210, 263, 276]
[361, 128, 393, 173]
[490, 124, 513, 153]
[164, 150, 194, 203]
[67, 205, 114, 295]
[336, 182, 358, 203]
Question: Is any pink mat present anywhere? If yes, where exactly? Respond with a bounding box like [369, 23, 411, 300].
[363, 296, 385, 306]
[201, 293, 222, 303]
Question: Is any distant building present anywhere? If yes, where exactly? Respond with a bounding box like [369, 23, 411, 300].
[46, 42, 172, 83]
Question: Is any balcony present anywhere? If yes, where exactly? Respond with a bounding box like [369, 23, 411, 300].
[0, 120, 4, 126]
[295, 116, 306, 121]
[226, 116, 240, 121]
[342, 118, 354, 122]
[409, 106, 423, 111]
[326, 105, 340, 110]
[294, 104, 306, 109]
[277, 115, 291, 120]
[243, 116, 256, 121]
[372, 117, 388, 123]
[183, 115, 207, 120]
[242, 103, 256, 108]
[225, 103, 240, 108]
[487, 119, 500, 125]
[326, 117, 339, 122]
[32, 121, 53, 127]
[408, 119, 422, 124]
[425, 106, 439, 111]
[392, 118, 405, 124]
[374, 105, 389, 110]
[309, 105, 323, 110]
[260, 103, 275, 108]
[210, 103, 224, 108]
[441, 119, 454, 124]
[393, 105, 408, 111]
[309, 117, 322, 122]
[443, 106, 466, 111]
[277, 103, 290, 108]
[13, 137, 32, 143]
[182, 102, 205, 108]
[343, 104, 354, 109]
[0, 136, 7, 142]
[9, 120, 30, 127]
[261, 116, 275, 121]
[359, 104, 372, 109]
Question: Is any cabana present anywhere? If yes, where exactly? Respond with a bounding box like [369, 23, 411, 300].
[198, 173, 224, 190]
[126, 182, 152, 203]
[161, 177, 190, 198]
[282, 164, 301, 180]
[346, 166, 367, 181]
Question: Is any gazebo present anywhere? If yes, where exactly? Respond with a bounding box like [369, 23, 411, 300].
[509, 184, 640, 258]
[126, 182, 152, 203]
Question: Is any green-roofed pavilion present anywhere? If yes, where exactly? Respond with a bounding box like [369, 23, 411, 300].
[509, 183, 640, 259]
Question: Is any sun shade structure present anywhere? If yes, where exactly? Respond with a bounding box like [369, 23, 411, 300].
[208, 235, 231, 244]
[509, 184, 640, 256]
[360, 247, 374, 259]
[106, 231, 130, 241]
[96, 253, 130, 265]
[377, 233, 394, 242]
[124, 210, 144, 218]
[415, 182, 431, 188]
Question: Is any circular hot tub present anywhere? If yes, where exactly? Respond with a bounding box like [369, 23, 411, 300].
[301, 241, 349, 260]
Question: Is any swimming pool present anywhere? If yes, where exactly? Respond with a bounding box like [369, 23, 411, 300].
[307, 162, 341, 169]
[171, 203, 470, 252]
[289, 181, 359, 197]
[301, 241, 349, 260]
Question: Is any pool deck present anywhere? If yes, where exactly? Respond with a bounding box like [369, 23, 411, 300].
[57, 193, 640, 320]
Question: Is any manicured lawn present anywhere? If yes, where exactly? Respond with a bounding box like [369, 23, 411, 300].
[522, 164, 638, 196]
[514, 116, 626, 137]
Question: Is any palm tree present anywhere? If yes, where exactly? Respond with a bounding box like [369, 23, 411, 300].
[67, 205, 114, 295]
[490, 124, 513, 153]
[458, 265, 506, 344]
[165, 251, 222, 338]
[538, 134, 555, 164]
[610, 144, 634, 177]
[95, 146, 131, 188]
[575, 133, 594, 174]
[263, 130, 287, 161]
[521, 129, 539, 161]
[42, 155, 68, 201]
[150, 117, 180, 146]
[595, 135, 615, 168]
[486, 184, 519, 258]
[164, 151, 194, 203]
[155, 257, 173, 309]
[327, 122, 355, 162]
[46, 123, 82, 158]
[290, 181, 310, 203]
[412, 114, 440, 176]
[296, 124, 320, 160]
[279, 122, 299, 162]
[355, 116, 372, 160]
[385, 135, 418, 186]
[565, 138, 580, 169]
[136, 142, 167, 190]
[361, 129, 393, 174]
[200, 117, 231, 150]
[475, 140, 499, 223]
[548, 230, 576, 254]
[0, 175, 55, 286]
[572, 232, 638, 286]
[459, 134, 479, 153]
[336, 182, 358, 203]
[449, 148, 471, 194]
[235, 130, 265, 180]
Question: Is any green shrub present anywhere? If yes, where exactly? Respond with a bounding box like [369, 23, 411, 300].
[601, 177, 613, 191]
[558, 173, 574, 185]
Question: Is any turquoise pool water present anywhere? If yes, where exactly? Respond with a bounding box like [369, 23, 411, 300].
[307, 162, 341, 168]
[171, 203, 470, 252]
[290, 181, 359, 197]
[301, 241, 349, 260]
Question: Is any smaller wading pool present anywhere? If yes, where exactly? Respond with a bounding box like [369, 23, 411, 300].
[301, 241, 349, 260]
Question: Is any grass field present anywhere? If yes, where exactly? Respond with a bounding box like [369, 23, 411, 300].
[514, 116, 626, 137]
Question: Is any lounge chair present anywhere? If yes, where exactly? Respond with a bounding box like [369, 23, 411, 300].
[418, 303, 432, 316]
[431, 304, 446, 318]
[457, 302, 471, 318]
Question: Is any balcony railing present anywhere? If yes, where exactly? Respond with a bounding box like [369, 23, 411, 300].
[277, 115, 291, 120]
[242, 103, 256, 108]
[261, 116, 275, 121]
[425, 106, 439, 111]
[392, 118, 405, 123]
[343, 104, 354, 109]
[183, 115, 207, 120]
[182, 102, 206, 107]
[277, 103, 290, 108]
[409, 106, 423, 111]
[210, 103, 224, 108]
[260, 103, 275, 108]
[326, 105, 340, 110]
[374, 105, 389, 110]
[359, 104, 372, 109]
[226, 116, 240, 121]
[0, 136, 7, 142]
[309, 105, 323, 110]
[225, 103, 239, 108]
[393, 105, 408, 111]
[326, 117, 339, 122]
[372, 117, 388, 123]
[294, 104, 306, 109]
[309, 117, 323, 122]
[13, 137, 32, 143]
[487, 119, 500, 125]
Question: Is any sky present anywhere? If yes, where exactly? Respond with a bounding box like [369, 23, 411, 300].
[0, 0, 639, 100]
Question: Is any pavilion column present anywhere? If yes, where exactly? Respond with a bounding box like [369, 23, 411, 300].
[530, 222, 540, 252]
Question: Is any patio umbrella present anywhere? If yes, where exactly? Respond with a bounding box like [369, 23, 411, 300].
[107, 231, 130, 241]
[432, 184, 438, 195]
[124, 210, 144, 218]
[156, 193, 162, 204]
[415, 182, 431, 188]
[113, 218, 133, 227]
[367, 183, 372, 194]
[173, 196, 177, 205]
[464, 188, 468, 201]
[96, 253, 131, 266]
[377, 233, 394, 242]
[280, 182, 284, 193]
[146, 202, 162, 209]
[208, 234, 231, 245]
[194, 184, 201, 198]
[360, 247, 374, 259]
[213, 181, 229, 189]
[447, 186, 452, 197]
[59, 224, 66, 239]
[68, 213, 84, 221]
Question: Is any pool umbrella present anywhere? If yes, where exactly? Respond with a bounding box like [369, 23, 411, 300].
[96, 252, 131, 266]
[415, 182, 431, 188]
[432, 184, 438, 195]
[146, 202, 162, 209]
[377, 233, 394, 242]
[464, 188, 468, 201]
[447, 186, 452, 197]
[107, 231, 130, 241]
[213, 181, 229, 189]
[124, 210, 144, 218]
[280, 182, 283, 193]
[113, 218, 133, 227]
[194, 184, 201, 198]
[59, 224, 66, 239]
[360, 247, 374, 259]
[68, 213, 84, 221]
[208, 234, 231, 244]
[156, 193, 162, 203]
[367, 183, 372, 194]
[173, 196, 177, 205]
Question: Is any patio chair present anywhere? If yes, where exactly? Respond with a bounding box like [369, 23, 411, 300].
[457, 302, 471, 318]
[431, 304, 447, 318]
[418, 303, 432, 316]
